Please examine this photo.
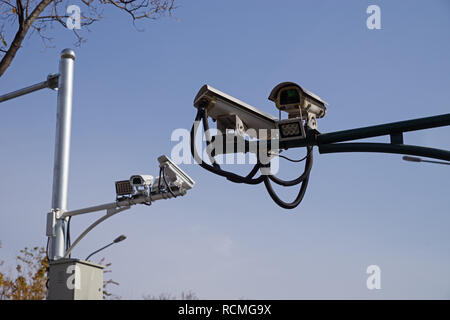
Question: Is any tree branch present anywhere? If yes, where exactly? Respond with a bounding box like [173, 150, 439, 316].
[16, 0, 24, 26]
[0, 0, 176, 77]
[0, 0, 52, 76]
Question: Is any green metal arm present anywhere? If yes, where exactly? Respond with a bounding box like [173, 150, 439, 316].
[210, 113, 450, 161]
[317, 113, 450, 144]
[314, 113, 450, 161]
[319, 143, 450, 161]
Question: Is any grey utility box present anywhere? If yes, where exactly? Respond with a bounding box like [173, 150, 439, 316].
[47, 259, 104, 300]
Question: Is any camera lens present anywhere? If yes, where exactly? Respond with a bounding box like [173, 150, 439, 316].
[280, 88, 300, 105]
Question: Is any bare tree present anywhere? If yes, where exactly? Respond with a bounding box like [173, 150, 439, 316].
[143, 290, 199, 300]
[0, 0, 175, 77]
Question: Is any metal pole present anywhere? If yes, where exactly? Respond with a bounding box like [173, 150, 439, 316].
[49, 49, 75, 260]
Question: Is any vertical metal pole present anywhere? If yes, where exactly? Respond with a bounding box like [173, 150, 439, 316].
[49, 49, 75, 260]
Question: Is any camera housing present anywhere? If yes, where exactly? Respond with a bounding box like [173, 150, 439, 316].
[129, 175, 154, 187]
[194, 85, 277, 138]
[156, 155, 195, 191]
[129, 174, 154, 196]
[269, 82, 328, 130]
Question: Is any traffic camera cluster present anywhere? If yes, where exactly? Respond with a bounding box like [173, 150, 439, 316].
[189, 82, 450, 210]
[190, 82, 326, 209]
[115, 155, 195, 201]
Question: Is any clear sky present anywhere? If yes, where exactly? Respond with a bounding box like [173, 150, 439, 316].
[0, 0, 449, 299]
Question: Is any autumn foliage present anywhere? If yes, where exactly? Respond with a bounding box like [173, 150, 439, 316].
[0, 244, 48, 300]
[0, 242, 120, 300]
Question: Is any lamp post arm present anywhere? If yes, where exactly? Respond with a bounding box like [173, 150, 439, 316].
[63, 206, 130, 259]
[85, 242, 114, 261]
[61, 189, 185, 258]
[0, 74, 59, 103]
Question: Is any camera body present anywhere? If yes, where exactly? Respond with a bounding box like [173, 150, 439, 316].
[129, 175, 153, 187]
[129, 175, 153, 196]
[269, 82, 328, 130]
[115, 156, 194, 199]
[194, 85, 277, 138]
[268, 82, 327, 119]
[153, 155, 195, 192]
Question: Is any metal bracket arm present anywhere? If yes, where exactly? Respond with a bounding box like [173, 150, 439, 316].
[59, 189, 185, 258]
[209, 113, 449, 161]
[0, 74, 60, 103]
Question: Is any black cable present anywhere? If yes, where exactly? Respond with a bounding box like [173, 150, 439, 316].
[263, 149, 313, 209]
[201, 108, 220, 170]
[67, 217, 71, 247]
[277, 148, 311, 163]
[162, 167, 177, 198]
[200, 110, 265, 184]
[268, 146, 313, 187]
[190, 108, 264, 185]
[66, 216, 72, 258]
[191, 107, 314, 209]
[263, 174, 310, 209]
[45, 237, 50, 261]
[225, 163, 265, 184]
[158, 167, 162, 191]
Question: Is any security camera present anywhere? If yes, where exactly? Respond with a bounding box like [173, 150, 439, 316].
[156, 155, 195, 191]
[269, 82, 328, 130]
[194, 85, 277, 138]
[130, 175, 153, 197]
[129, 175, 154, 187]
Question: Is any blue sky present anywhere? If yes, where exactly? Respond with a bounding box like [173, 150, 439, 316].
[0, 0, 449, 299]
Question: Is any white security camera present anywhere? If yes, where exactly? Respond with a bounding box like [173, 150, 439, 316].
[156, 155, 195, 191]
[269, 82, 328, 130]
[129, 175, 154, 187]
[194, 85, 277, 138]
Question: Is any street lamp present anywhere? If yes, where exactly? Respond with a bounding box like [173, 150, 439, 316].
[85, 235, 127, 261]
[402, 156, 450, 166]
